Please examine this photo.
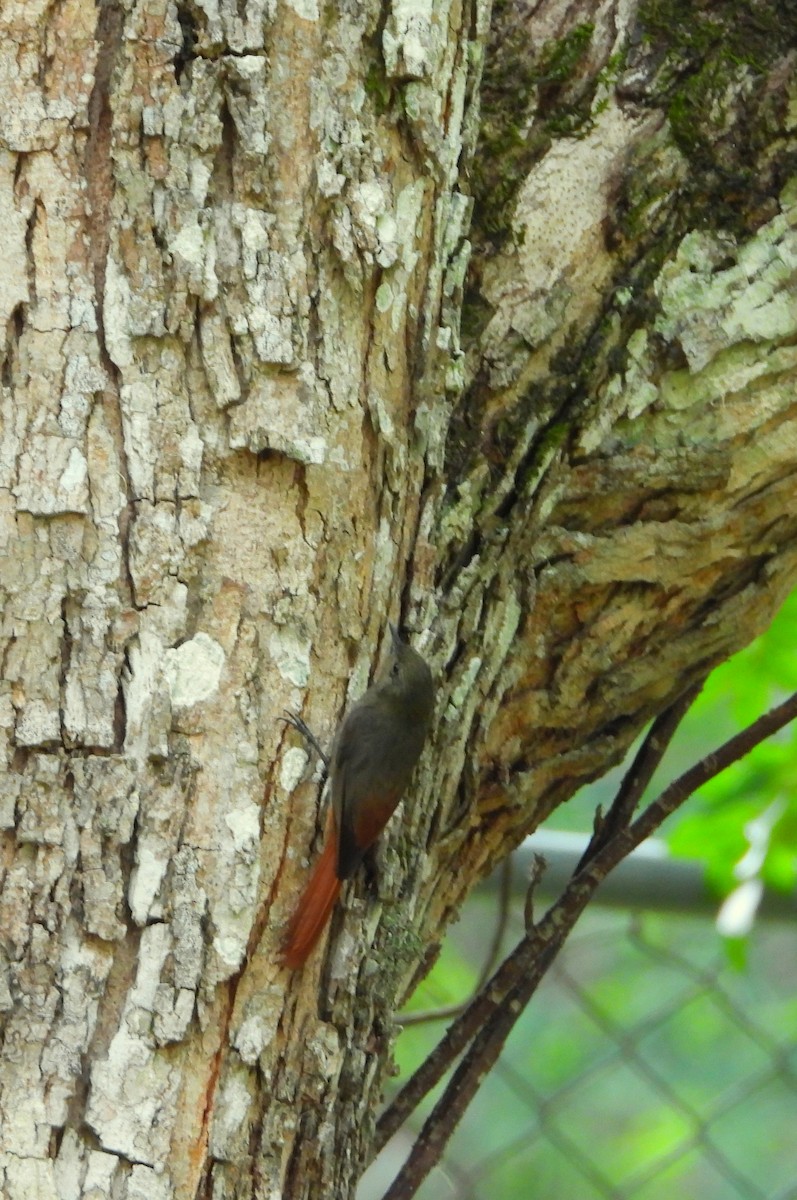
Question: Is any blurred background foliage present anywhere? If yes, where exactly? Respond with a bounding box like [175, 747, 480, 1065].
[666, 588, 797, 903]
[362, 591, 797, 1200]
[542, 586, 797, 911]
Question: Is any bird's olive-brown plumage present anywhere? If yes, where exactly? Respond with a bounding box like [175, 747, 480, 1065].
[281, 626, 434, 969]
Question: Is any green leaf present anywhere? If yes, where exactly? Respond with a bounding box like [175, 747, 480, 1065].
[665, 587, 797, 925]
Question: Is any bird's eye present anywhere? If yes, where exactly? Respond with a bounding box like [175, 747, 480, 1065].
[391, 660, 400, 678]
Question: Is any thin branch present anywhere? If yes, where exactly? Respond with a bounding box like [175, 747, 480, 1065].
[523, 852, 546, 932]
[400, 854, 514, 1027]
[604, 686, 797, 858]
[375, 683, 698, 1152]
[478, 851, 514, 989]
[575, 686, 700, 871]
[375, 873, 543, 1150]
[378, 688, 797, 1199]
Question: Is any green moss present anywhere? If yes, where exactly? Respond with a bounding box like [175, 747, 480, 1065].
[633, 0, 797, 236]
[471, 21, 607, 245]
[537, 22, 594, 86]
[473, 0, 796, 256]
[449, 0, 796, 504]
[639, 0, 780, 73]
[364, 60, 395, 116]
[599, 0, 797, 377]
[533, 419, 569, 461]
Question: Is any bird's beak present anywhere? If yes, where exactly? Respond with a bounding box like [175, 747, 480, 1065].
[389, 622, 402, 649]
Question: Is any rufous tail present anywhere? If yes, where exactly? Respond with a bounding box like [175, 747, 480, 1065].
[280, 818, 341, 970]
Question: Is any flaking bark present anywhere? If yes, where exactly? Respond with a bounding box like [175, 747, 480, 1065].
[0, 1, 795, 1197]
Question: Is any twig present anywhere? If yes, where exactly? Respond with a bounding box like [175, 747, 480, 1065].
[523, 852, 547, 932]
[381, 939, 562, 1200]
[378, 687, 797, 1199]
[375, 684, 698, 1152]
[479, 851, 514, 990]
[600, 686, 797, 861]
[575, 686, 700, 871]
[399, 854, 514, 1027]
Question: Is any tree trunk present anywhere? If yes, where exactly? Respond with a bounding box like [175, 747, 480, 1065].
[0, 0, 795, 1197]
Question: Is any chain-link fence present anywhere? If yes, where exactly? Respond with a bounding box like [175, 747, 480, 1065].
[362, 840, 797, 1200]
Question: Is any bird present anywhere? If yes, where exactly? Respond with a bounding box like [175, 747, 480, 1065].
[280, 625, 434, 969]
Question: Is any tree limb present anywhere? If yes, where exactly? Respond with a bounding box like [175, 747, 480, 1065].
[378, 687, 797, 1199]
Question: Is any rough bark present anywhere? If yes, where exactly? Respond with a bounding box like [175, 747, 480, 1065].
[0, 0, 795, 1198]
